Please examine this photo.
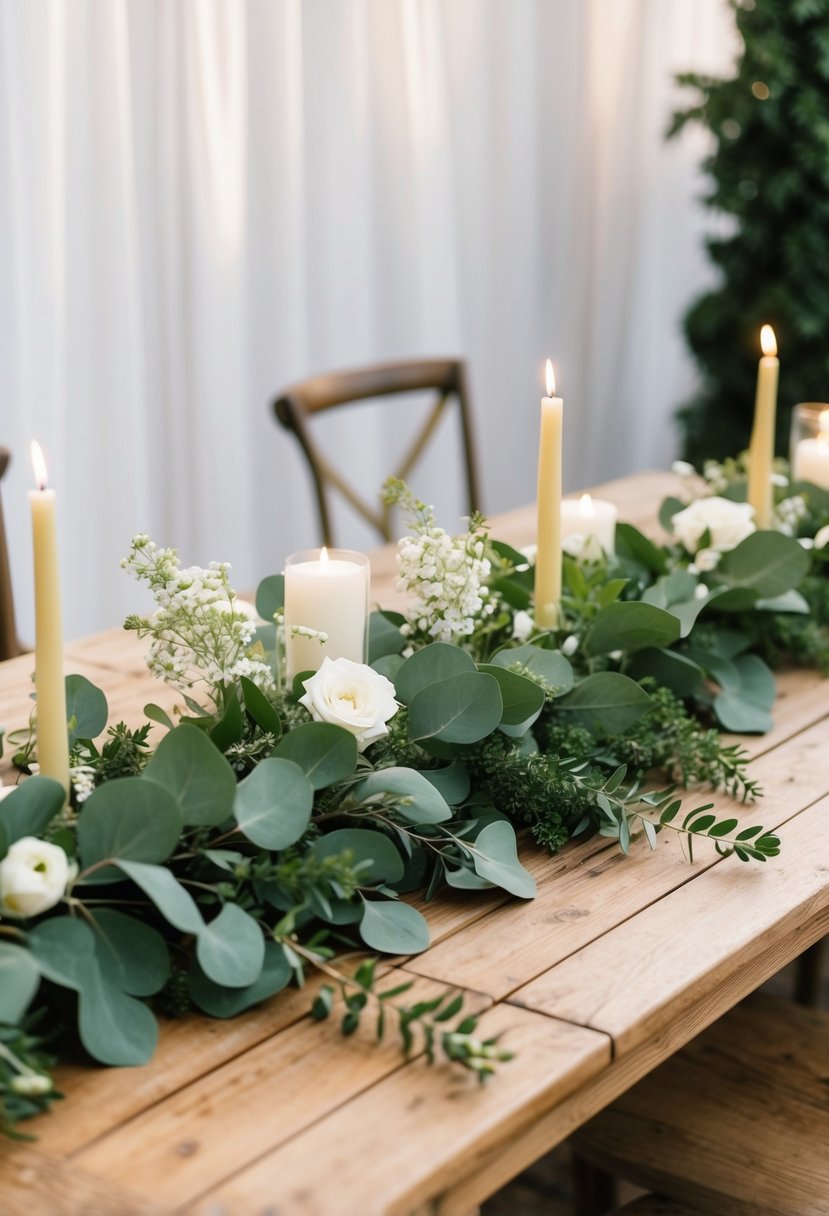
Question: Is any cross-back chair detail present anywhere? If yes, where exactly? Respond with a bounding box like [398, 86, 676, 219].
[272, 358, 481, 548]
[0, 446, 23, 661]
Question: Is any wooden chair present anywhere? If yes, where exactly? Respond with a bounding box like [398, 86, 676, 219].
[272, 358, 481, 547]
[0, 446, 22, 661]
[574, 992, 829, 1216]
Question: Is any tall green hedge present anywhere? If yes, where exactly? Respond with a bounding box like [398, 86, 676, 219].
[671, 0, 829, 464]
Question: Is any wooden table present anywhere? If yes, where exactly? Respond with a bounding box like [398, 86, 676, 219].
[2, 471, 828, 1216]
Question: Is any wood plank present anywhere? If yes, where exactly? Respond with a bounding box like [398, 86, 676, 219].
[24, 972, 346, 1155]
[403, 716, 829, 1000]
[433, 926, 826, 1216]
[74, 974, 490, 1209]
[65, 626, 151, 674]
[0, 1146, 171, 1216]
[511, 795, 829, 1056]
[183, 1005, 610, 1216]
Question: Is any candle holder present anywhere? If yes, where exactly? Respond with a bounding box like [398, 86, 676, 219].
[284, 548, 370, 680]
[790, 403, 829, 489]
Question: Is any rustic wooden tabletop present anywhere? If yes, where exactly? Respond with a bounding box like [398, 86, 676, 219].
[2, 470, 828, 1216]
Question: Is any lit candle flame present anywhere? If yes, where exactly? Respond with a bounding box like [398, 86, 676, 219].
[760, 324, 777, 357]
[579, 493, 594, 516]
[31, 440, 48, 491]
[319, 546, 329, 565]
[819, 410, 829, 436]
[545, 359, 556, 397]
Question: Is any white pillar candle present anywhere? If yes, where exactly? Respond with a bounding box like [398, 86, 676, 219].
[793, 409, 829, 489]
[535, 359, 563, 629]
[28, 441, 69, 795]
[284, 548, 369, 680]
[560, 493, 617, 554]
[746, 324, 779, 529]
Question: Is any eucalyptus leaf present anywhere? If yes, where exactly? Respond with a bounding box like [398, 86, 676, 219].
[240, 676, 282, 737]
[234, 757, 313, 848]
[478, 663, 546, 729]
[471, 821, 536, 899]
[717, 531, 810, 598]
[489, 644, 574, 694]
[614, 522, 668, 575]
[0, 776, 66, 850]
[255, 573, 285, 621]
[65, 674, 108, 746]
[274, 722, 357, 790]
[189, 941, 292, 1017]
[712, 654, 776, 734]
[196, 903, 265, 988]
[444, 864, 496, 891]
[144, 703, 174, 731]
[352, 766, 452, 824]
[27, 917, 96, 990]
[559, 673, 652, 734]
[659, 496, 686, 532]
[116, 860, 204, 935]
[0, 943, 40, 1023]
[368, 611, 406, 663]
[78, 966, 159, 1066]
[584, 602, 681, 657]
[210, 689, 244, 752]
[143, 724, 236, 827]
[395, 642, 476, 705]
[407, 671, 502, 744]
[309, 828, 405, 884]
[628, 648, 704, 698]
[359, 898, 430, 954]
[372, 654, 405, 682]
[88, 908, 170, 997]
[419, 763, 470, 806]
[77, 778, 181, 874]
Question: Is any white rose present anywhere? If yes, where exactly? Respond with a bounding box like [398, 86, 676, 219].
[299, 657, 398, 752]
[671, 496, 756, 555]
[0, 836, 73, 919]
[814, 524, 829, 550]
[695, 547, 721, 573]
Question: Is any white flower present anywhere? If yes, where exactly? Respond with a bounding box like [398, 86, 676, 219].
[10, 1074, 52, 1096]
[0, 837, 74, 920]
[561, 634, 579, 657]
[512, 611, 535, 642]
[562, 534, 585, 557]
[694, 583, 709, 600]
[672, 497, 756, 555]
[814, 525, 829, 550]
[671, 459, 696, 478]
[695, 547, 721, 573]
[519, 544, 537, 566]
[299, 658, 398, 752]
[771, 472, 789, 488]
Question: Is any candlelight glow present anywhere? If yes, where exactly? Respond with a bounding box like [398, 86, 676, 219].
[545, 359, 556, 397]
[820, 410, 829, 436]
[320, 546, 329, 564]
[760, 324, 777, 357]
[31, 440, 48, 491]
[579, 493, 594, 516]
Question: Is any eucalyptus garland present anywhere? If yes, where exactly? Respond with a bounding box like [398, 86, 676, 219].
[1, 457, 827, 1137]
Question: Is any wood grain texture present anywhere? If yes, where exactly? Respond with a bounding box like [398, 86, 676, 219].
[0, 1146, 171, 1216]
[576, 993, 829, 1216]
[511, 795, 829, 1054]
[184, 1006, 610, 1216]
[74, 974, 490, 1209]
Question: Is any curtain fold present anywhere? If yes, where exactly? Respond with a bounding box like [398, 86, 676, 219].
[1, 0, 737, 640]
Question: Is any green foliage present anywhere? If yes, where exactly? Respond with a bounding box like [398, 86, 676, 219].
[0, 1017, 61, 1139]
[669, 0, 829, 460]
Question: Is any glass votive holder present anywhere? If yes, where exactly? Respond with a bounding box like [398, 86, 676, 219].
[790, 403, 829, 489]
[283, 548, 370, 681]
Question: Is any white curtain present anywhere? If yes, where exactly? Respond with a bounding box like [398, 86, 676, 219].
[1, 0, 737, 641]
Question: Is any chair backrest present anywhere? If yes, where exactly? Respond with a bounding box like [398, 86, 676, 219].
[272, 358, 481, 547]
[0, 446, 22, 661]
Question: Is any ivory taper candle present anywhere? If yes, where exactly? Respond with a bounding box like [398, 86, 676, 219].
[29, 441, 69, 795]
[535, 359, 563, 629]
[746, 324, 779, 529]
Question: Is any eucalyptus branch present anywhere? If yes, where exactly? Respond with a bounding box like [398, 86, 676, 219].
[286, 942, 512, 1080]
